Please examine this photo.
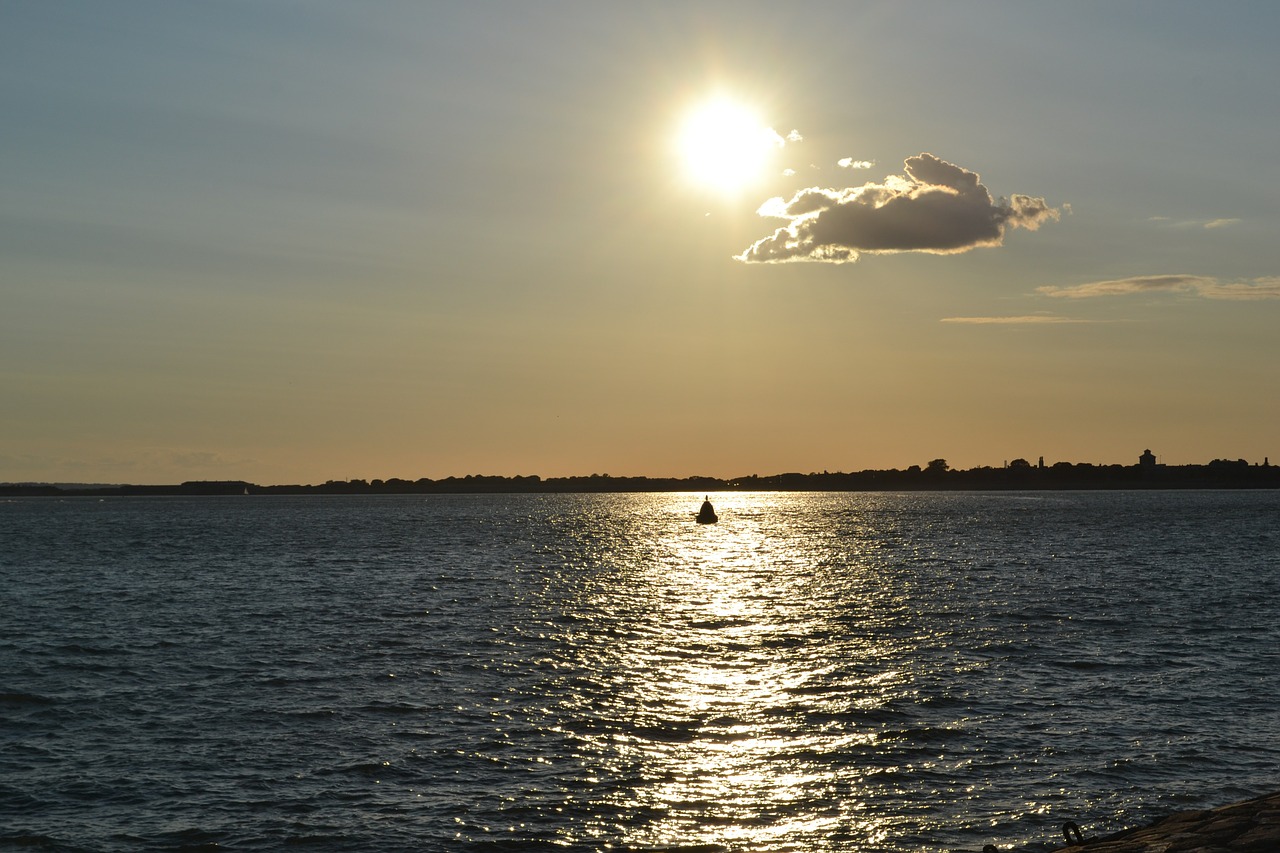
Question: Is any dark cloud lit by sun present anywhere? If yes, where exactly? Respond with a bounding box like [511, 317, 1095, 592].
[737, 154, 1060, 264]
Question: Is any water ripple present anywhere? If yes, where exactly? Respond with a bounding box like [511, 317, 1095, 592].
[2, 492, 1279, 850]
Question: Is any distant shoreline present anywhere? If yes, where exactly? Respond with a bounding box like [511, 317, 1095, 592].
[5, 458, 1278, 496]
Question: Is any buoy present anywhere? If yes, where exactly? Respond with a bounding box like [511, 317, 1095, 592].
[696, 496, 718, 524]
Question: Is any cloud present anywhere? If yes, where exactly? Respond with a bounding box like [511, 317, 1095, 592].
[837, 158, 875, 169]
[1149, 216, 1243, 229]
[1038, 274, 1280, 300]
[940, 314, 1090, 324]
[169, 450, 256, 469]
[736, 153, 1060, 264]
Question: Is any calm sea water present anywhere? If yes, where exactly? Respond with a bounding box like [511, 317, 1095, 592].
[2, 491, 1278, 852]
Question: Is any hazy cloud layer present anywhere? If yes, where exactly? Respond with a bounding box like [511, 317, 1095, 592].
[1039, 274, 1280, 300]
[940, 315, 1090, 324]
[737, 154, 1060, 264]
[171, 450, 251, 469]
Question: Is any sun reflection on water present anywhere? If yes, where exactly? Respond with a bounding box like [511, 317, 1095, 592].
[572, 493, 897, 851]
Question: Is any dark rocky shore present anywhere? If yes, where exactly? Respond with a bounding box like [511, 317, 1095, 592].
[996, 791, 1280, 852]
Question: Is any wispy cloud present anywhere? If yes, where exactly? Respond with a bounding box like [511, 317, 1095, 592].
[170, 450, 250, 469]
[940, 314, 1091, 324]
[837, 158, 875, 170]
[736, 154, 1060, 264]
[1149, 216, 1242, 229]
[1039, 274, 1280, 300]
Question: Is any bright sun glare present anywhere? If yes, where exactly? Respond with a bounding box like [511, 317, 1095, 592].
[677, 98, 781, 194]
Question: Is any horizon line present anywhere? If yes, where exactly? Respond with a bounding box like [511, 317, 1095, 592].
[6, 453, 1275, 490]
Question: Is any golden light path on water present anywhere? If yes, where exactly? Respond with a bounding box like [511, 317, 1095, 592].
[8, 492, 1280, 851]
[553, 492, 922, 850]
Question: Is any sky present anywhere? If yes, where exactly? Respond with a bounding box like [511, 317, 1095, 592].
[4, 1, 1279, 484]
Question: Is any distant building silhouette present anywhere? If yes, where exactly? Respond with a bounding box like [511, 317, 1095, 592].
[1140, 449, 1157, 468]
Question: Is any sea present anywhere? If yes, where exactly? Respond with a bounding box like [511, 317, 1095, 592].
[2, 490, 1278, 852]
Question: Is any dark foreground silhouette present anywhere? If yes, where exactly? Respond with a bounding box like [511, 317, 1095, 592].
[994, 790, 1280, 852]
[5, 455, 1278, 496]
[696, 497, 718, 524]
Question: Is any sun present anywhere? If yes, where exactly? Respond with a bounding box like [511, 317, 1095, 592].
[676, 98, 782, 194]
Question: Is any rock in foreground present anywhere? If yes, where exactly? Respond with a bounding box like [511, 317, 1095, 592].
[1059, 791, 1280, 852]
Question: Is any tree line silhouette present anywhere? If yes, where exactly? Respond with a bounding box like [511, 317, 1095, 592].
[4, 456, 1278, 496]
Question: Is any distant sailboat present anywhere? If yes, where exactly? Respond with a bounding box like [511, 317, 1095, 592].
[696, 496, 718, 524]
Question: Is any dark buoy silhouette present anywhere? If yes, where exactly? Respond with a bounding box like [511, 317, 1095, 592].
[696, 496, 718, 524]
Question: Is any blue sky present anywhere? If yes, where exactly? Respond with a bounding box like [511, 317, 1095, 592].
[4, 2, 1278, 483]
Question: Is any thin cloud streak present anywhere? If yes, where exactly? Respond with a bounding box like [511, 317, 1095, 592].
[940, 315, 1092, 325]
[1039, 275, 1280, 300]
[1148, 216, 1243, 229]
[737, 154, 1060, 264]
